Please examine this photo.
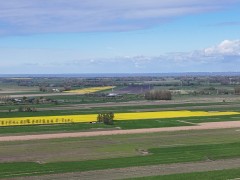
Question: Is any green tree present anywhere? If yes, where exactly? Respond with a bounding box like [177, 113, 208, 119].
[97, 112, 114, 125]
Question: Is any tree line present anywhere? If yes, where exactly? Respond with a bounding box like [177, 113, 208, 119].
[145, 90, 172, 100]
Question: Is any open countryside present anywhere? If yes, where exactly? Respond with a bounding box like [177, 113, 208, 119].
[1, 1, 240, 179]
[1, 76, 240, 180]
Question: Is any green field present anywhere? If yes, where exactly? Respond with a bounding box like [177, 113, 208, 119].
[0, 128, 240, 178]
[130, 168, 240, 180]
[1, 101, 240, 117]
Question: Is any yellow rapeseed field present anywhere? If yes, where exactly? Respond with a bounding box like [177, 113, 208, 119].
[114, 111, 240, 120]
[64, 86, 115, 94]
[0, 110, 239, 127]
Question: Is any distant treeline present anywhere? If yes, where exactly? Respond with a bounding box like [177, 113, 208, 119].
[145, 90, 172, 100]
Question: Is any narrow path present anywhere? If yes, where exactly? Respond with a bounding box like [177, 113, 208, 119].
[0, 121, 240, 142]
[11, 158, 240, 180]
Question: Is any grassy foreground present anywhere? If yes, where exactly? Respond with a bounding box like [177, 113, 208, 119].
[1, 142, 240, 178]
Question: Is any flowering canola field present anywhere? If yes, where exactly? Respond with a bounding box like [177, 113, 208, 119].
[0, 110, 239, 127]
[64, 86, 114, 94]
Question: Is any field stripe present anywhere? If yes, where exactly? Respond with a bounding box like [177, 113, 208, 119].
[10, 158, 240, 180]
[0, 121, 240, 142]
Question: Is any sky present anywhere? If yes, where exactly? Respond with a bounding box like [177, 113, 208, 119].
[0, 0, 240, 74]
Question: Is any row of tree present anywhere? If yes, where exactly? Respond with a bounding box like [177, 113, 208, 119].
[145, 90, 172, 100]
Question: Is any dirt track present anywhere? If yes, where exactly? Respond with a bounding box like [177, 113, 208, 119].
[1, 121, 240, 142]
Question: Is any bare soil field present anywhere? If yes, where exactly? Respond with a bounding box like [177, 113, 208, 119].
[1, 121, 240, 142]
[11, 158, 240, 180]
[0, 86, 38, 94]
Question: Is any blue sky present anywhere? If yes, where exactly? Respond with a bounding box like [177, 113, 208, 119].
[0, 0, 240, 74]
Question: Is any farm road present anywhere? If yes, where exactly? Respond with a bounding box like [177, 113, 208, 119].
[1, 121, 240, 142]
[11, 158, 240, 180]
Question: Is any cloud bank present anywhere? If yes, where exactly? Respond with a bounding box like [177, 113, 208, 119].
[5, 39, 237, 73]
[71, 39, 240, 72]
[0, 0, 238, 35]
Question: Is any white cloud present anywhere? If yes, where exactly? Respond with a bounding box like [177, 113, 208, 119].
[0, 0, 238, 35]
[204, 40, 240, 56]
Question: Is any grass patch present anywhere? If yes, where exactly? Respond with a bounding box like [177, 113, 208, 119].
[186, 114, 240, 123]
[115, 119, 190, 129]
[0, 123, 114, 134]
[0, 142, 240, 178]
[0, 119, 190, 134]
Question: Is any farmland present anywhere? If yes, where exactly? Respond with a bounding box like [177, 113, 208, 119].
[0, 75, 240, 179]
[0, 128, 240, 179]
[2, 142, 240, 177]
[0, 110, 239, 127]
[64, 86, 115, 94]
